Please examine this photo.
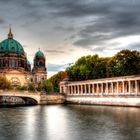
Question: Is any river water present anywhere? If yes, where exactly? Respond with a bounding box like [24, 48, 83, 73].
[0, 105, 140, 140]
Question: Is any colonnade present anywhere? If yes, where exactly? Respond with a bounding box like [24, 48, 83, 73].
[60, 76, 140, 96]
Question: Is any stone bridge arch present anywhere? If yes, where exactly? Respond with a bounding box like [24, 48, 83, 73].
[0, 91, 41, 105]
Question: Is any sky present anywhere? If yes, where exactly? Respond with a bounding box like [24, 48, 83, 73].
[0, 0, 140, 78]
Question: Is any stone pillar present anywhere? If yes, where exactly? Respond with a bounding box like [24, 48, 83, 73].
[106, 83, 108, 95]
[117, 82, 119, 95]
[88, 84, 90, 94]
[129, 80, 131, 95]
[135, 80, 138, 95]
[92, 84, 94, 94]
[101, 83, 103, 95]
[74, 86, 76, 94]
[111, 82, 113, 95]
[85, 85, 87, 94]
[138, 81, 140, 95]
[77, 85, 80, 94]
[71, 86, 74, 94]
[122, 81, 125, 95]
[96, 83, 99, 95]
[81, 85, 83, 94]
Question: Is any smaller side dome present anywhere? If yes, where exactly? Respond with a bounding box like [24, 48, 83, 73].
[35, 49, 45, 58]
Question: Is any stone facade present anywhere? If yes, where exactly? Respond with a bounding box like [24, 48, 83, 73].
[0, 28, 47, 86]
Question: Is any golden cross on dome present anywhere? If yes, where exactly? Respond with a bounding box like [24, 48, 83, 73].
[8, 24, 13, 39]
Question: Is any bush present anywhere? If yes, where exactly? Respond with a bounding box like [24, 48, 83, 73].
[17, 86, 28, 91]
[43, 80, 53, 93]
[0, 76, 12, 90]
[28, 83, 36, 92]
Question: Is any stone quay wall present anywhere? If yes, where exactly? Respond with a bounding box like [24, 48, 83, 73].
[66, 95, 140, 107]
[40, 94, 65, 105]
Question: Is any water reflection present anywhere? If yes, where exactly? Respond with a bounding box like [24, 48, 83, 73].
[0, 105, 140, 140]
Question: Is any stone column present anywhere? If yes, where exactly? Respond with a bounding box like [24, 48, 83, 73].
[85, 85, 87, 94]
[138, 81, 140, 95]
[77, 85, 79, 94]
[88, 84, 91, 94]
[101, 83, 103, 95]
[106, 83, 108, 95]
[92, 84, 94, 94]
[135, 80, 138, 95]
[71, 86, 74, 94]
[129, 80, 131, 95]
[96, 84, 98, 95]
[74, 86, 76, 94]
[81, 85, 83, 94]
[117, 82, 119, 96]
[111, 82, 113, 95]
[122, 81, 125, 95]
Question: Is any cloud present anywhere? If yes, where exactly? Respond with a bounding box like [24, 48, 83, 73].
[0, 0, 140, 76]
[125, 43, 140, 51]
[0, 18, 5, 24]
[47, 63, 67, 72]
[45, 49, 65, 54]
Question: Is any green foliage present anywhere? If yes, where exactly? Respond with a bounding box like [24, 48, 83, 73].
[28, 83, 36, 92]
[49, 71, 68, 92]
[66, 50, 140, 81]
[17, 86, 27, 91]
[36, 82, 43, 91]
[43, 80, 53, 93]
[107, 50, 140, 77]
[66, 55, 110, 81]
[0, 76, 11, 89]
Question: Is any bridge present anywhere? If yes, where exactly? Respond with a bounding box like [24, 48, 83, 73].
[0, 91, 41, 105]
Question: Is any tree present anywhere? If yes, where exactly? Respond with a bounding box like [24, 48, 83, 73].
[49, 71, 68, 92]
[66, 55, 110, 81]
[0, 76, 11, 89]
[43, 80, 53, 93]
[107, 50, 140, 77]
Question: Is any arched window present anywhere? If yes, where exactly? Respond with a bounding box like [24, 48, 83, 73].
[12, 59, 15, 67]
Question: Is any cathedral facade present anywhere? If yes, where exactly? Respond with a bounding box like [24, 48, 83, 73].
[0, 28, 47, 86]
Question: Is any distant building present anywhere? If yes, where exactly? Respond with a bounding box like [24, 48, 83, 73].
[0, 28, 47, 86]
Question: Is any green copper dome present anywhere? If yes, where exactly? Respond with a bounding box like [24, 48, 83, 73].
[0, 28, 24, 55]
[35, 50, 45, 58]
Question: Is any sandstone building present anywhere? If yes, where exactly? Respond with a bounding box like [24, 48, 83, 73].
[0, 28, 47, 86]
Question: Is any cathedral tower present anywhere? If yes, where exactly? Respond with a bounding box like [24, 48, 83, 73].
[32, 49, 47, 84]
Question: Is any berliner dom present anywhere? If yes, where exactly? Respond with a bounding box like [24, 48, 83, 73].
[0, 28, 47, 86]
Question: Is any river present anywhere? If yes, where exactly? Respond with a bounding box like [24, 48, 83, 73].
[0, 105, 140, 140]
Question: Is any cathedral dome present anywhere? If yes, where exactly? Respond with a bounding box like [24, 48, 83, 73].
[35, 50, 45, 58]
[0, 28, 25, 55]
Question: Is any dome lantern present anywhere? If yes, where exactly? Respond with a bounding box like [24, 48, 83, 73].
[8, 26, 13, 39]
